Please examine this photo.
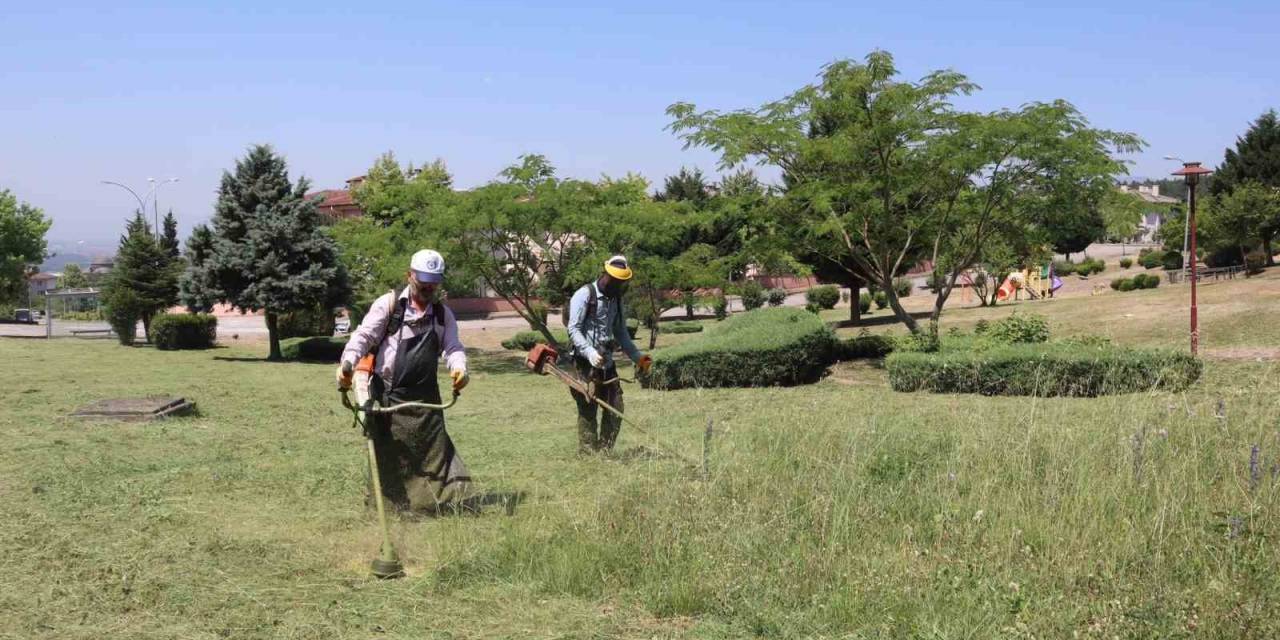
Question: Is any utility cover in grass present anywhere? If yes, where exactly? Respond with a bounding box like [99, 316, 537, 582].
[71, 396, 195, 422]
[643, 307, 836, 390]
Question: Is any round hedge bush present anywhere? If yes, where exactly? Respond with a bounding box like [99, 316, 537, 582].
[643, 307, 836, 390]
[805, 285, 841, 310]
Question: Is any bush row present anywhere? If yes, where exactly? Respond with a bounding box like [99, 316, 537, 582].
[1057, 258, 1106, 276]
[151, 313, 218, 350]
[1110, 274, 1161, 291]
[644, 307, 836, 390]
[886, 344, 1202, 397]
[280, 336, 346, 361]
[832, 334, 896, 361]
[501, 329, 570, 351]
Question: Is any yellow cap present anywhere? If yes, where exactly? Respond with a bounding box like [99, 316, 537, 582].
[603, 255, 633, 281]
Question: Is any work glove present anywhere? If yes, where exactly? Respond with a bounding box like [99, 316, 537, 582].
[637, 354, 653, 374]
[588, 350, 606, 369]
[450, 370, 469, 393]
[336, 362, 353, 391]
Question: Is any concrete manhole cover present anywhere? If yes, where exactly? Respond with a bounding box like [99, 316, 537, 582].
[71, 396, 195, 421]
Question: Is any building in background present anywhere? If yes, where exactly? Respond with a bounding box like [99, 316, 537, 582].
[28, 272, 60, 300]
[1119, 184, 1181, 243]
[89, 255, 115, 275]
[307, 175, 366, 223]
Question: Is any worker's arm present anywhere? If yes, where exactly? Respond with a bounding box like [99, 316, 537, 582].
[613, 301, 643, 363]
[339, 293, 392, 369]
[566, 286, 599, 363]
[440, 305, 467, 375]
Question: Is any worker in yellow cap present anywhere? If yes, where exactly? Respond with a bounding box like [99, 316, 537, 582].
[566, 255, 652, 453]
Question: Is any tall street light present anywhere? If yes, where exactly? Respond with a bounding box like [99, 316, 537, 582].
[1171, 161, 1213, 356]
[102, 178, 179, 234]
[147, 177, 180, 234]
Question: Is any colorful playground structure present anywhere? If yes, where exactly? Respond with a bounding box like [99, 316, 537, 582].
[996, 264, 1064, 301]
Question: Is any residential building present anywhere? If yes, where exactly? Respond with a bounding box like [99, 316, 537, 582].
[1119, 184, 1181, 243]
[27, 272, 59, 300]
[89, 255, 115, 275]
[307, 175, 366, 222]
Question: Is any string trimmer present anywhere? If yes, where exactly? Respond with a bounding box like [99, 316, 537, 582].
[339, 362, 460, 580]
[525, 344, 693, 464]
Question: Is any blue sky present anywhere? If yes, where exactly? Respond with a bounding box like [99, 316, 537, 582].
[2, 1, 1277, 253]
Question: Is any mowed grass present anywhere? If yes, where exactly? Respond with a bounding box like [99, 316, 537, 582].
[1, 277, 1279, 638]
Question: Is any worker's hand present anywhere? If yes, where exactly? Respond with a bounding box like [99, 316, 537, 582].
[637, 354, 653, 374]
[588, 351, 606, 369]
[450, 370, 469, 393]
[336, 362, 353, 391]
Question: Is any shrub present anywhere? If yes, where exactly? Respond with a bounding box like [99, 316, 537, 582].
[280, 336, 347, 361]
[662, 320, 704, 334]
[805, 285, 840, 310]
[644, 307, 836, 390]
[804, 302, 821, 314]
[858, 292, 872, 314]
[1085, 258, 1106, 275]
[1245, 253, 1267, 276]
[739, 281, 765, 311]
[1139, 250, 1165, 269]
[893, 277, 914, 298]
[1117, 279, 1136, 292]
[1204, 246, 1244, 268]
[277, 305, 335, 339]
[766, 288, 788, 307]
[1110, 278, 1127, 291]
[832, 333, 895, 361]
[985, 313, 1050, 344]
[886, 344, 1202, 397]
[1138, 247, 1153, 258]
[873, 291, 888, 310]
[712, 296, 729, 321]
[103, 287, 142, 346]
[1161, 250, 1184, 271]
[840, 290, 850, 304]
[1052, 259, 1075, 276]
[1119, 257, 1133, 269]
[1134, 273, 1160, 289]
[501, 329, 570, 351]
[151, 313, 217, 350]
[973, 319, 990, 335]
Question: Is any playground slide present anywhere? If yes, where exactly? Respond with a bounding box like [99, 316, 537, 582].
[996, 275, 1019, 301]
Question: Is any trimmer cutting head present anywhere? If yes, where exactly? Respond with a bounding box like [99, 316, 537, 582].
[370, 557, 405, 580]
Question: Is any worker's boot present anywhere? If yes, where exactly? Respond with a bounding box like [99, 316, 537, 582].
[577, 415, 599, 454]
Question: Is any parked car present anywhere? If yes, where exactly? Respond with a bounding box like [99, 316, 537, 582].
[334, 319, 351, 335]
[14, 309, 35, 324]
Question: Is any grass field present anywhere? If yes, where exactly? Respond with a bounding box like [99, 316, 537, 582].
[2, 273, 1278, 638]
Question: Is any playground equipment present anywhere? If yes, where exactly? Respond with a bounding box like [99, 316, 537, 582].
[996, 264, 1063, 302]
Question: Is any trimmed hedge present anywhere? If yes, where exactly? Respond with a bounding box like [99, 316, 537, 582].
[661, 320, 704, 334]
[805, 285, 840, 310]
[886, 344, 1202, 397]
[766, 288, 788, 307]
[1161, 250, 1184, 271]
[644, 307, 836, 390]
[893, 277, 914, 298]
[739, 281, 765, 310]
[832, 334, 895, 361]
[858, 292, 872, 314]
[1119, 257, 1133, 269]
[281, 336, 347, 361]
[1140, 250, 1165, 269]
[984, 313, 1049, 344]
[151, 313, 217, 350]
[501, 329, 570, 351]
[873, 291, 888, 309]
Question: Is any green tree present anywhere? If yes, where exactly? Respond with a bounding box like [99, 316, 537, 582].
[0, 189, 51, 305]
[1213, 109, 1280, 197]
[669, 52, 1139, 336]
[161, 211, 181, 259]
[1203, 181, 1280, 265]
[60, 263, 88, 288]
[352, 151, 455, 226]
[657, 166, 712, 207]
[181, 145, 351, 360]
[103, 212, 179, 341]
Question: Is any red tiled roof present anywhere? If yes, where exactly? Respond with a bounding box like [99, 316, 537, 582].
[308, 189, 355, 207]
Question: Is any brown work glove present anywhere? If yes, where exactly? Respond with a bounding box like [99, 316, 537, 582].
[637, 355, 653, 374]
[336, 362, 353, 391]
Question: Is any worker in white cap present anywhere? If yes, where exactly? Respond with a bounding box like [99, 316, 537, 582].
[566, 254, 652, 453]
[336, 249, 473, 513]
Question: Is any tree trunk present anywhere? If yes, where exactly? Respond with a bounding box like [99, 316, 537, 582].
[1265, 238, 1275, 266]
[266, 311, 282, 361]
[648, 323, 658, 350]
[141, 313, 152, 343]
[847, 274, 862, 324]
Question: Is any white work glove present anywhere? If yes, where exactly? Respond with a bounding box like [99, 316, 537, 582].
[588, 350, 606, 369]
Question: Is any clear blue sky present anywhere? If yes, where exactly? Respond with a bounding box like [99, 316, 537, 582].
[3, 1, 1277, 254]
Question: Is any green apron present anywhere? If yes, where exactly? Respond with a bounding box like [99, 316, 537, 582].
[369, 319, 471, 512]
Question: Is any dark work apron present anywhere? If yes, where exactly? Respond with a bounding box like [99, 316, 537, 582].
[368, 317, 471, 512]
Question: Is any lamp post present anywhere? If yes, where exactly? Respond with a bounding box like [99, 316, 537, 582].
[102, 178, 179, 234]
[1171, 161, 1213, 355]
[147, 177, 180, 234]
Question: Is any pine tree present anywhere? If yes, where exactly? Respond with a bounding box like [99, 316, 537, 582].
[161, 210, 181, 259]
[182, 145, 351, 360]
[1213, 109, 1280, 195]
[102, 211, 180, 342]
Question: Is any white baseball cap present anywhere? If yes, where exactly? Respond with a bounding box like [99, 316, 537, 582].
[410, 249, 446, 284]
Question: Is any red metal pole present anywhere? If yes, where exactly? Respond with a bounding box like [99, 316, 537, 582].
[1188, 180, 1199, 355]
